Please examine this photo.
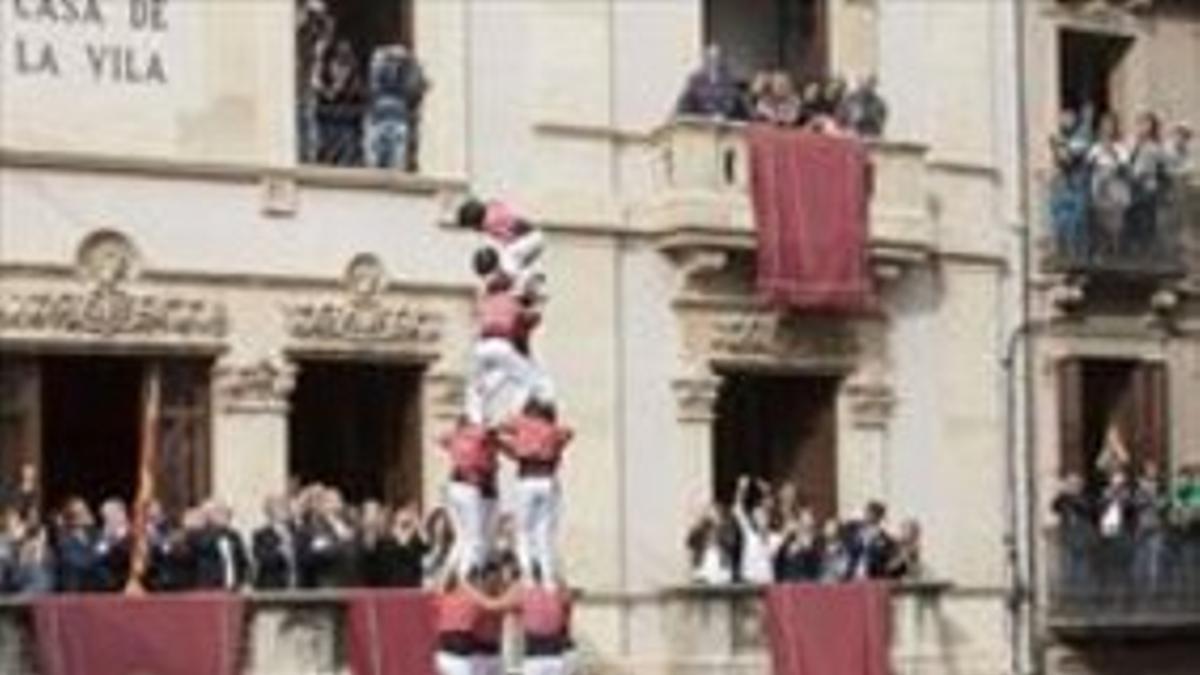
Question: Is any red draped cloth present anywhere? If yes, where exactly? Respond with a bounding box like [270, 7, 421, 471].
[345, 589, 437, 675]
[747, 126, 875, 313]
[765, 582, 890, 675]
[33, 593, 244, 675]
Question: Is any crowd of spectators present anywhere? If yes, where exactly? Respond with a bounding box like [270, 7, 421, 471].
[1048, 105, 1193, 265]
[0, 469, 477, 596]
[297, 0, 428, 170]
[685, 476, 921, 587]
[1051, 433, 1200, 601]
[674, 44, 888, 138]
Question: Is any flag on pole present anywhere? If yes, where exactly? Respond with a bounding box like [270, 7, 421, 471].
[126, 364, 161, 595]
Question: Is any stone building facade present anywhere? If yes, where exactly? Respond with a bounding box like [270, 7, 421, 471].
[0, 1, 1196, 673]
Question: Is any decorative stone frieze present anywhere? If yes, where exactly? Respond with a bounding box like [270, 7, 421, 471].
[685, 309, 859, 365]
[213, 356, 297, 415]
[843, 374, 897, 429]
[282, 254, 444, 352]
[672, 377, 722, 423]
[424, 371, 468, 422]
[0, 230, 228, 342]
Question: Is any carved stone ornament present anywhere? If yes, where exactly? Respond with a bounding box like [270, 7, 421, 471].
[213, 357, 297, 414]
[843, 374, 896, 429]
[700, 311, 858, 363]
[0, 231, 228, 341]
[283, 254, 444, 349]
[424, 371, 467, 421]
[672, 376, 722, 423]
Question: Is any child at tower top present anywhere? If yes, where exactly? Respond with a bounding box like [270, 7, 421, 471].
[496, 399, 574, 587]
[457, 198, 546, 304]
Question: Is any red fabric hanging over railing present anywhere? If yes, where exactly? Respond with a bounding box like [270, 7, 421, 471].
[345, 589, 437, 675]
[747, 126, 876, 313]
[33, 593, 245, 675]
[765, 582, 891, 675]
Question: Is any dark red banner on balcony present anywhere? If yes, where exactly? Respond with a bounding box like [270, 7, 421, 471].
[345, 589, 437, 675]
[33, 593, 244, 675]
[765, 582, 890, 675]
[747, 126, 876, 313]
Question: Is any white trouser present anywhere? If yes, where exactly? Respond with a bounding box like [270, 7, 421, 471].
[473, 655, 504, 675]
[435, 652, 473, 675]
[517, 476, 560, 583]
[523, 656, 567, 675]
[446, 481, 495, 576]
[466, 338, 555, 426]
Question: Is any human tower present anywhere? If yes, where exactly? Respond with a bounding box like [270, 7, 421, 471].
[441, 197, 574, 589]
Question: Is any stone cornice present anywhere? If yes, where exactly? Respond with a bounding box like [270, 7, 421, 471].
[0, 147, 469, 196]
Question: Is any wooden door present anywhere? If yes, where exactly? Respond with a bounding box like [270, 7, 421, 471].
[155, 360, 212, 513]
[0, 357, 41, 504]
[1057, 358, 1086, 478]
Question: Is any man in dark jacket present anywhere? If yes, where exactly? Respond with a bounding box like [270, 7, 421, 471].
[674, 44, 745, 120]
[252, 496, 297, 590]
[843, 501, 896, 580]
[55, 498, 100, 592]
[192, 501, 249, 590]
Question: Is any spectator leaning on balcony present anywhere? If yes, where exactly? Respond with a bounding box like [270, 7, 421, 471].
[193, 501, 250, 591]
[1049, 107, 1094, 261]
[253, 495, 298, 590]
[750, 71, 802, 126]
[1131, 467, 1169, 593]
[844, 501, 896, 580]
[1087, 113, 1133, 258]
[675, 44, 745, 120]
[838, 74, 889, 138]
[732, 476, 782, 584]
[363, 44, 428, 171]
[315, 39, 367, 166]
[773, 508, 823, 583]
[1051, 472, 1094, 591]
[297, 0, 335, 163]
[686, 503, 738, 585]
[1127, 112, 1172, 255]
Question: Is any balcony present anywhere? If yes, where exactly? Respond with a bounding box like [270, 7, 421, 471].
[1046, 526, 1200, 639]
[644, 117, 936, 276]
[1040, 173, 1199, 283]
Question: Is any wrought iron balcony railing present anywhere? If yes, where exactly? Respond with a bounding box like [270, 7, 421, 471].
[1046, 524, 1200, 634]
[1041, 172, 1198, 280]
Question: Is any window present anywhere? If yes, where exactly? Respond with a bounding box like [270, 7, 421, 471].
[712, 372, 840, 520]
[0, 354, 213, 514]
[288, 360, 423, 504]
[296, 0, 424, 170]
[703, 0, 828, 84]
[1058, 358, 1167, 492]
[1059, 28, 1133, 124]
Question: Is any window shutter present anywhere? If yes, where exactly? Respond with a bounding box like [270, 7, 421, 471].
[1132, 362, 1168, 474]
[0, 358, 41, 497]
[1057, 358, 1086, 477]
[156, 360, 212, 512]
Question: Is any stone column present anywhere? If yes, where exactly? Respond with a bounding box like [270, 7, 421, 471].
[420, 370, 467, 508]
[839, 371, 895, 516]
[211, 356, 296, 528]
[672, 375, 722, 512]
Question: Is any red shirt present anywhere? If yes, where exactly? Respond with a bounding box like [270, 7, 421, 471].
[478, 291, 538, 341]
[436, 589, 480, 634]
[441, 425, 496, 484]
[501, 415, 573, 466]
[472, 605, 505, 646]
[521, 587, 572, 637]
